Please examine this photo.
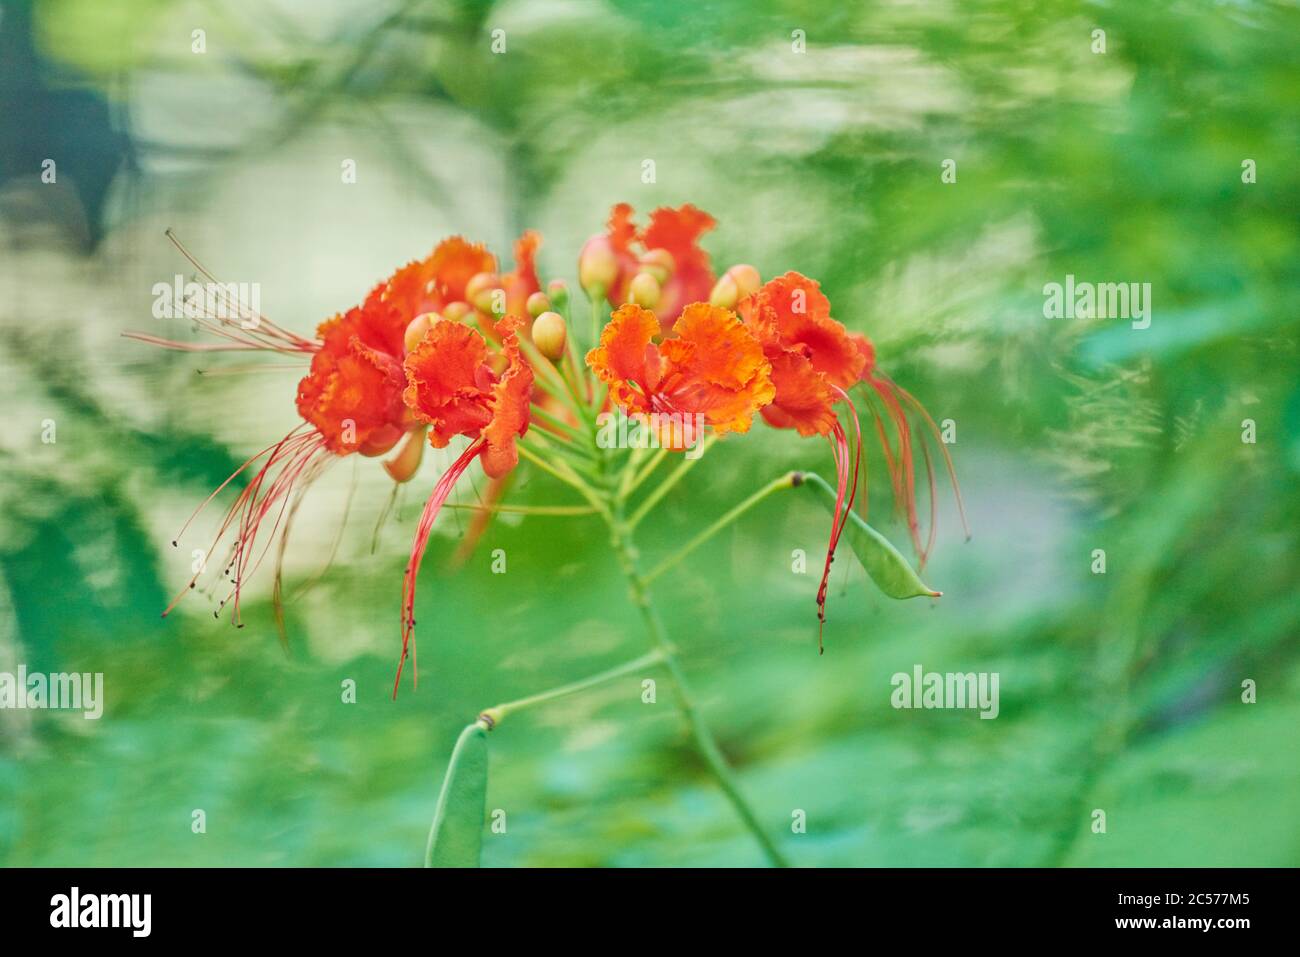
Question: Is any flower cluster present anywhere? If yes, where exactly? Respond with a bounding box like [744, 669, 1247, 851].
[130, 204, 962, 691]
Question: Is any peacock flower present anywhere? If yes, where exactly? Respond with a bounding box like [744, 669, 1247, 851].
[126, 233, 516, 630]
[397, 313, 534, 693]
[587, 302, 774, 451]
[295, 293, 413, 459]
[376, 236, 497, 323]
[586, 203, 718, 329]
[737, 271, 867, 646]
[738, 271, 867, 436]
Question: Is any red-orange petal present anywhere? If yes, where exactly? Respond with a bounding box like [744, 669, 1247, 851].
[658, 302, 774, 436]
[759, 351, 839, 437]
[848, 331, 877, 381]
[641, 205, 717, 326]
[747, 272, 865, 389]
[481, 316, 533, 478]
[502, 230, 542, 319]
[604, 203, 641, 304]
[403, 319, 492, 447]
[586, 303, 660, 415]
[298, 299, 408, 453]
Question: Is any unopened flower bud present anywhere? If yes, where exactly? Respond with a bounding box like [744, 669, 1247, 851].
[709, 265, 762, 308]
[526, 291, 551, 318]
[629, 272, 661, 309]
[443, 301, 473, 322]
[404, 312, 440, 353]
[578, 236, 618, 294]
[639, 248, 675, 284]
[531, 311, 567, 361]
[465, 272, 502, 313]
[726, 264, 761, 300]
[547, 279, 569, 311]
[709, 273, 739, 308]
[382, 426, 427, 483]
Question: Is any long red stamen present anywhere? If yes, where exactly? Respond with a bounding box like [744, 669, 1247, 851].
[451, 473, 509, 569]
[221, 435, 328, 625]
[123, 231, 320, 356]
[395, 438, 485, 698]
[859, 372, 970, 570]
[869, 376, 920, 555]
[162, 428, 329, 624]
[163, 229, 318, 352]
[888, 376, 971, 541]
[815, 387, 863, 653]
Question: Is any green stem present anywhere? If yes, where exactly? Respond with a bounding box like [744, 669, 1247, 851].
[643, 472, 798, 585]
[626, 434, 716, 529]
[607, 516, 792, 867]
[529, 403, 587, 444]
[442, 502, 596, 516]
[520, 339, 588, 424]
[478, 649, 667, 728]
[624, 446, 669, 498]
[516, 442, 611, 520]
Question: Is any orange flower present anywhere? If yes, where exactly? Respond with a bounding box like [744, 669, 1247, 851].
[378, 236, 496, 321]
[739, 271, 866, 437]
[737, 271, 867, 648]
[600, 204, 717, 327]
[131, 233, 519, 634]
[587, 302, 774, 449]
[295, 293, 410, 456]
[396, 314, 534, 693]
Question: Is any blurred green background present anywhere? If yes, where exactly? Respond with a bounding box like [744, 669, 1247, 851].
[1, 0, 1298, 866]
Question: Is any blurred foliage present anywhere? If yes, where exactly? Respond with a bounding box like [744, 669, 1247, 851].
[0, 0, 1297, 866]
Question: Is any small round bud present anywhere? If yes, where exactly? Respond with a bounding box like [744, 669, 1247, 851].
[465, 272, 501, 313]
[726, 264, 762, 300]
[531, 311, 567, 361]
[442, 301, 473, 322]
[709, 264, 762, 308]
[547, 279, 569, 311]
[708, 273, 739, 308]
[526, 291, 551, 318]
[578, 236, 618, 294]
[639, 248, 675, 284]
[404, 312, 439, 353]
[629, 272, 661, 309]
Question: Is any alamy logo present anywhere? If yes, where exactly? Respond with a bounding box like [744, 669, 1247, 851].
[596, 410, 708, 459]
[0, 667, 104, 719]
[891, 665, 999, 719]
[152, 274, 261, 327]
[1042, 274, 1151, 329]
[50, 887, 151, 937]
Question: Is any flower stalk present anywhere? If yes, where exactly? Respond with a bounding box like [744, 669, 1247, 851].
[643, 471, 799, 585]
[606, 506, 792, 868]
[477, 648, 667, 730]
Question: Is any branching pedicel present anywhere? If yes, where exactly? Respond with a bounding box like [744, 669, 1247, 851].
[127, 204, 965, 867]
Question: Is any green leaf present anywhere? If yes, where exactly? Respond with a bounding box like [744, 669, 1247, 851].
[799, 473, 940, 600]
[424, 722, 490, 867]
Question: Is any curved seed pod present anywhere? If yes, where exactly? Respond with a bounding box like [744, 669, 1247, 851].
[424, 721, 490, 867]
[799, 472, 940, 601]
